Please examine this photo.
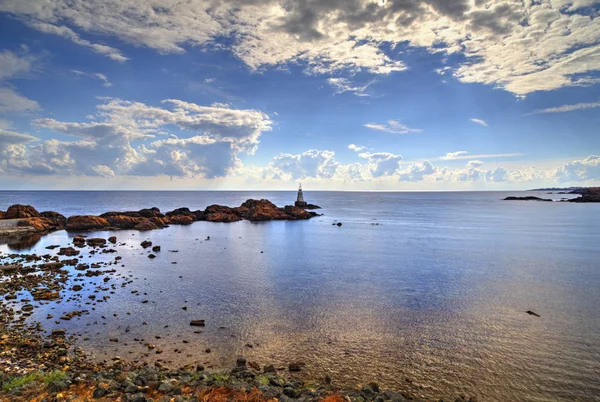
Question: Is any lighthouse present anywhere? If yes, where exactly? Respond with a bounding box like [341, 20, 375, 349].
[295, 183, 307, 207]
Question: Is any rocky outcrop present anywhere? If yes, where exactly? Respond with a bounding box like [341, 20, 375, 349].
[568, 187, 600, 203]
[66, 215, 110, 231]
[504, 196, 552, 202]
[5, 204, 42, 219]
[1, 199, 320, 237]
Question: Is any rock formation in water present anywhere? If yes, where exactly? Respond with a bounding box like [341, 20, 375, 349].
[503, 196, 552, 202]
[567, 187, 600, 203]
[0, 199, 321, 237]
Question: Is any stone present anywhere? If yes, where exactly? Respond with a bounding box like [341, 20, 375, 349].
[86, 238, 107, 247]
[66, 215, 110, 231]
[93, 386, 109, 398]
[288, 362, 305, 372]
[152, 245, 161, 252]
[141, 240, 152, 248]
[190, 320, 205, 326]
[4, 204, 41, 219]
[108, 236, 117, 243]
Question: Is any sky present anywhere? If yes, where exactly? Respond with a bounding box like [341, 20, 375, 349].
[0, 0, 599, 191]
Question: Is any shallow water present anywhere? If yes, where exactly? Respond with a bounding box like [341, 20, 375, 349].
[1, 191, 599, 401]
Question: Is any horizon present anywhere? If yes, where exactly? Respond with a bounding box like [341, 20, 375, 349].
[0, 1, 599, 190]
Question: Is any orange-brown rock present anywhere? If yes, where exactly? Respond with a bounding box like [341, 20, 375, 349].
[0, 210, 4, 219]
[205, 212, 241, 222]
[5, 204, 41, 219]
[237, 199, 289, 221]
[284, 205, 312, 219]
[66, 215, 110, 231]
[167, 215, 195, 225]
[133, 219, 159, 231]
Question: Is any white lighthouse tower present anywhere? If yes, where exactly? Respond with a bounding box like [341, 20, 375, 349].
[295, 183, 307, 207]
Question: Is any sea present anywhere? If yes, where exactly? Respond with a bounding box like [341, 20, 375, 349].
[1, 191, 599, 401]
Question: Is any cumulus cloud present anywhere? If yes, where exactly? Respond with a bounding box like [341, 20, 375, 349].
[2, 0, 598, 94]
[1, 98, 272, 178]
[364, 120, 422, 135]
[358, 151, 403, 177]
[398, 161, 436, 181]
[555, 155, 600, 182]
[470, 118, 488, 127]
[268, 149, 340, 180]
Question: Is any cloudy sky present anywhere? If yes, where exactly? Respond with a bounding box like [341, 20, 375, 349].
[0, 0, 599, 190]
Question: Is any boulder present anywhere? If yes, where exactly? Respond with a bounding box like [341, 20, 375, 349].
[40, 211, 67, 227]
[4, 204, 41, 219]
[167, 215, 195, 225]
[283, 205, 312, 219]
[0, 210, 4, 219]
[205, 212, 241, 222]
[86, 238, 107, 247]
[134, 219, 159, 231]
[66, 215, 110, 231]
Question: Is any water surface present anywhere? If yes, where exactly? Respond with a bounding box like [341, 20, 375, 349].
[1, 191, 599, 401]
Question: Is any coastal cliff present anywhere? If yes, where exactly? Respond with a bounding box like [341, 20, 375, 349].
[0, 199, 319, 238]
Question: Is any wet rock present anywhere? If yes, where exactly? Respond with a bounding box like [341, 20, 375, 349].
[504, 196, 552, 202]
[526, 310, 541, 317]
[58, 246, 80, 256]
[152, 245, 161, 252]
[108, 236, 117, 243]
[86, 237, 107, 247]
[190, 320, 205, 326]
[148, 254, 156, 259]
[337, 222, 342, 226]
[141, 240, 152, 248]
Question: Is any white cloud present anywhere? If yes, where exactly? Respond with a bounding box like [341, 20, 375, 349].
[467, 160, 484, 168]
[555, 155, 600, 182]
[358, 151, 403, 177]
[440, 151, 469, 160]
[327, 78, 373, 97]
[2, 97, 272, 178]
[438, 151, 524, 161]
[0, 87, 40, 113]
[528, 100, 600, 114]
[348, 144, 366, 152]
[0, 50, 40, 113]
[2, 1, 598, 94]
[268, 149, 340, 180]
[0, 128, 38, 146]
[470, 118, 488, 127]
[364, 120, 422, 135]
[71, 70, 112, 87]
[398, 161, 436, 181]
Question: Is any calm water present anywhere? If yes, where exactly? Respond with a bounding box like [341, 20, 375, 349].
[1, 191, 599, 401]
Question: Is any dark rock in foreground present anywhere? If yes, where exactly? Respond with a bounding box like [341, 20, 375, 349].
[504, 196, 552, 202]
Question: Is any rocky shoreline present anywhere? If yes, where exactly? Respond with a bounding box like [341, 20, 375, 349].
[504, 187, 600, 203]
[0, 199, 321, 240]
[0, 223, 480, 401]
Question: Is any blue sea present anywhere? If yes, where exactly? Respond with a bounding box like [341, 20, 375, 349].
[1, 191, 599, 401]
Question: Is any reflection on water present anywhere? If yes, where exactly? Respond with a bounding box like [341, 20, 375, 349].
[0, 233, 42, 251]
[1, 191, 600, 401]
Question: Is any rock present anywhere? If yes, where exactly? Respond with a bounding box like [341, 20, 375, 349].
[158, 382, 174, 392]
[86, 237, 107, 247]
[337, 222, 342, 226]
[51, 329, 67, 336]
[4, 204, 41, 219]
[288, 362, 305, 372]
[58, 247, 80, 256]
[93, 386, 109, 398]
[108, 236, 117, 243]
[148, 254, 156, 259]
[152, 245, 161, 252]
[134, 219, 160, 230]
[263, 364, 277, 373]
[190, 320, 205, 326]
[40, 211, 67, 227]
[236, 358, 247, 368]
[66, 215, 110, 231]
[526, 310, 540, 317]
[503, 196, 552, 201]
[568, 187, 600, 203]
[72, 285, 83, 291]
[141, 240, 152, 248]
[283, 205, 312, 219]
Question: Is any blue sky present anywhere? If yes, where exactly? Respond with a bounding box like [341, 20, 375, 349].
[0, 0, 599, 190]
